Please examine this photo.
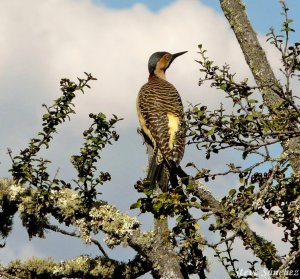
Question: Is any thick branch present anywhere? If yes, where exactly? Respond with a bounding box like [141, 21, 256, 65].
[0, 272, 21, 279]
[148, 218, 184, 279]
[141, 145, 184, 279]
[1, 177, 184, 278]
[219, 0, 281, 106]
[126, 219, 184, 279]
[219, 0, 300, 176]
[0, 255, 150, 279]
[277, 250, 300, 278]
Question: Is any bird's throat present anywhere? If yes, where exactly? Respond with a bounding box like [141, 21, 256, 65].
[153, 68, 166, 80]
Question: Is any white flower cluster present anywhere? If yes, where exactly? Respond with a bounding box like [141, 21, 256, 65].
[8, 184, 25, 201]
[50, 188, 80, 218]
[18, 195, 34, 214]
[52, 255, 116, 277]
[53, 255, 90, 275]
[89, 204, 139, 247]
[74, 218, 92, 244]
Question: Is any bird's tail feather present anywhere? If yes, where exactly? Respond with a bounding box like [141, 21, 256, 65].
[147, 152, 189, 192]
[158, 165, 169, 192]
[147, 152, 169, 192]
[147, 153, 163, 187]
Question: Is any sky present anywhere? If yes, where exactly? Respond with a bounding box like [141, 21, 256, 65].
[0, 0, 299, 278]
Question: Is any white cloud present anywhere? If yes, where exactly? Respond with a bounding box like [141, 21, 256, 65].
[0, 0, 253, 123]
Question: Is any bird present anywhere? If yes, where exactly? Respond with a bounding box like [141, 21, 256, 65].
[137, 51, 187, 191]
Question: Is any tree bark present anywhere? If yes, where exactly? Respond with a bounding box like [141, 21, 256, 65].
[142, 144, 185, 279]
[219, 0, 300, 177]
[129, 223, 184, 279]
[152, 218, 184, 279]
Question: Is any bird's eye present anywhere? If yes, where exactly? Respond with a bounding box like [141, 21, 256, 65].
[165, 54, 172, 61]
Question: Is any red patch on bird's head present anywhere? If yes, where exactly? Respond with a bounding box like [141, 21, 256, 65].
[148, 73, 157, 80]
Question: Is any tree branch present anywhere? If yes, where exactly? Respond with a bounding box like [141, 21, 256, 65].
[189, 177, 282, 269]
[219, 0, 300, 177]
[0, 271, 21, 279]
[277, 250, 300, 277]
[44, 223, 109, 258]
[0, 255, 151, 279]
[219, 0, 281, 106]
[139, 144, 185, 279]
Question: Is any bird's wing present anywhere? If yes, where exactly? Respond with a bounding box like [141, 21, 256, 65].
[137, 79, 185, 167]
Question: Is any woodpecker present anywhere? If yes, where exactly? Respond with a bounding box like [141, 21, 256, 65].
[137, 51, 187, 191]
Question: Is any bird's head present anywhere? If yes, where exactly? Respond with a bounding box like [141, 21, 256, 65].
[148, 51, 187, 80]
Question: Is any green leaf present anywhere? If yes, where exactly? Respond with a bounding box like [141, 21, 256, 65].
[153, 202, 163, 212]
[207, 127, 215, 136]
[194, 222, 200, 231]
[176, 215, 184, 223]
[242, 151, 248, 160]
[248, 99, 258, 104]
[246, 115, 253, 121]
[130, 199, 142, 209]
[246, 185, 255, 194]
[228, 271, 236, 277]
[229, 188, 236, 197]
[202, 214, 208, 221]
[79, 176, 86, 182]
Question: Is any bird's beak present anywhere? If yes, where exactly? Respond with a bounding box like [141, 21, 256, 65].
[171, 51, 188, 62]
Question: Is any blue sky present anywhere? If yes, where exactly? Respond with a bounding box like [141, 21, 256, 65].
[0, 0, 298, 278]
[95, 0, 300, 41]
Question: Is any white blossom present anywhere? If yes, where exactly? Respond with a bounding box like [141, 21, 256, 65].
[8, 184, 25, 201]
[50, 188, 81, 218]
[75, 218, 91, 244]
[89, 204, 139, 247]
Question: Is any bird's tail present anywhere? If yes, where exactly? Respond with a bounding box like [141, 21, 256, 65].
[147, 152, 185, 192]
[147, 150, 168, 191]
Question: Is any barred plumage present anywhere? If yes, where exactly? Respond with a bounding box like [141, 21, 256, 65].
[137, 51, 187, 191]
[137, 76, 185, 165]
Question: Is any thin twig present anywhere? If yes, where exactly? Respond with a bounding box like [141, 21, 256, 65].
[45, 224, 109, 258]
[208, 233, 238, 249]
